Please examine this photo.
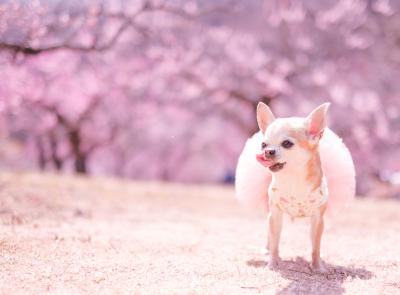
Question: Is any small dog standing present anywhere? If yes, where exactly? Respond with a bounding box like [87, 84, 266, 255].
[235, 102, 356, 272]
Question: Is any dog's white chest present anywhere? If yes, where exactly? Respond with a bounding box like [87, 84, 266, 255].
[268, 176, 328, 218]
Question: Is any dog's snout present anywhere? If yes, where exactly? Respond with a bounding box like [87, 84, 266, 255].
[265, 148, 276, 158]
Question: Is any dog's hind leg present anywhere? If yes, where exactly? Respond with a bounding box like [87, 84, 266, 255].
[310, 203, 328, 273]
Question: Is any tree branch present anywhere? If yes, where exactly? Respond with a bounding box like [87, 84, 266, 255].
[0, 1, 237, 56]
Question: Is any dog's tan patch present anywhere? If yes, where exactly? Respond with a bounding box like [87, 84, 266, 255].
[288, 127, 317, 152]
[272, 187, 278, 192]
[307, 152, 323, 191]
[288, 128, 323, 191]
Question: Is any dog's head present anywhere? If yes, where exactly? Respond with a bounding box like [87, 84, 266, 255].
[256, 102, 330, 173]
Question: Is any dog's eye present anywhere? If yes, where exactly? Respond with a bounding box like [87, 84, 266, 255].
[281, 140, 294, 149]
[261, 142, 267, 149]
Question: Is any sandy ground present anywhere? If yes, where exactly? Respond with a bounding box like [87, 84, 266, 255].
[0, 172, 399, 295]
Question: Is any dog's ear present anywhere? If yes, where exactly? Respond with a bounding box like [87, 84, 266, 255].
[305, 102, 330, 139]
[257, 102, 275, 134]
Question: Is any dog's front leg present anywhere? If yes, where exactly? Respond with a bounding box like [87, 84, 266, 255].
[267, 203, 283, 269]
[310, 203, 327, 272]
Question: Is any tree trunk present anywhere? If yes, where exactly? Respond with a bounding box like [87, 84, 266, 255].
[35, 136, 46, 170]
[49, 131, 63, 171]
[68, 128, 88, 174]
[74, 153, 87, 173]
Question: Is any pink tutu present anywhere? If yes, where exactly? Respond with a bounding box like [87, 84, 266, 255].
[235, 128, 356, 213]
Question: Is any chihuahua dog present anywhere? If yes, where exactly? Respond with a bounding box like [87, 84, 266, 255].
[255, 102, 330, 272]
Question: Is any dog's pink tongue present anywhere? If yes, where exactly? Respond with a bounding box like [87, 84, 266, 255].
[256, 153, 273, 167]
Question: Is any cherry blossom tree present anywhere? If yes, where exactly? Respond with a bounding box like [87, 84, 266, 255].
[0, 0, 399, 194]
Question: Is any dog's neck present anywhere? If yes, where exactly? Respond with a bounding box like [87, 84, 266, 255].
[272, 150, 323, 193]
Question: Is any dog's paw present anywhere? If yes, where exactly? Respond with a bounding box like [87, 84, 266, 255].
[311, 262, 328, 274]
[267, 258, 280, 270]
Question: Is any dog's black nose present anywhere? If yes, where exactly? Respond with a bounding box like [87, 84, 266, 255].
[266, 148, 276, 157]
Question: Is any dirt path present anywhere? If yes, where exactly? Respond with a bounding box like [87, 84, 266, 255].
[0, 173, 399, 294]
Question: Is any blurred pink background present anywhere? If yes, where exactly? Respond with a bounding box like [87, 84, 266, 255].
[0, 0, 399, 196]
